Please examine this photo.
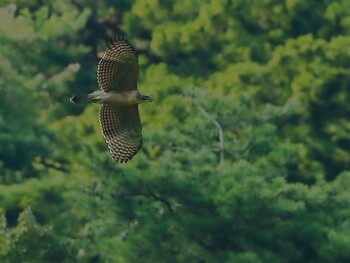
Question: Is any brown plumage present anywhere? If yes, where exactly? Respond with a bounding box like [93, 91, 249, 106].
[99, 104, 142, 163]
[97, 36, 139, 92]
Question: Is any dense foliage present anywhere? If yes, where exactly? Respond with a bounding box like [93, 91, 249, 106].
[0, 0, 349, 262]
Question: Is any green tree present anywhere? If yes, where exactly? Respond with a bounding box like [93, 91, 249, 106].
[0, 208, 74, 263]
[124, 0, 350, 180]
[64, 84, 350, 262]
[0, 2, 91, 181]
[0, 0, 350, 262]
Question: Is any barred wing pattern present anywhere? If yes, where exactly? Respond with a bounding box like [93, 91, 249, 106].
[99, 104, 142, 163]
[97, 36, 139, 92]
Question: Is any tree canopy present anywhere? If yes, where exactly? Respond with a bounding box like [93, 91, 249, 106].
[0, 0, 349, 262]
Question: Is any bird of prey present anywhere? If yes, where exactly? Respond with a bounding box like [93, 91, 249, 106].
[70, 36, 153, 163]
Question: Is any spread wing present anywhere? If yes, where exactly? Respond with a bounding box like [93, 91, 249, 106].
[97, 36, 139, 92]
[99, 104, 142, 163]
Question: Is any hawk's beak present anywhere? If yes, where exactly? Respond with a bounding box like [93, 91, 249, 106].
[142, 95, 153, 102]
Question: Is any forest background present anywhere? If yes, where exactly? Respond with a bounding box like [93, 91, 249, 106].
[0, 0, 349, 262]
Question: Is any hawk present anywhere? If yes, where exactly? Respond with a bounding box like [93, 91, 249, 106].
[70, 36, 153, 163]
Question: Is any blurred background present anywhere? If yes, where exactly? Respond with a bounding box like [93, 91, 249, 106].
[0, 0, 349, 262]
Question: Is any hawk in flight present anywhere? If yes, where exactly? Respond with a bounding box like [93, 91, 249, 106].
[70, 36, 153, 163]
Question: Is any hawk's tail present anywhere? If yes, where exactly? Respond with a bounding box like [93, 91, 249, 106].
[70, 95, 92, 103]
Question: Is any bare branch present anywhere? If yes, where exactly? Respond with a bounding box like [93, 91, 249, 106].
[198, 106, 224, 166]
